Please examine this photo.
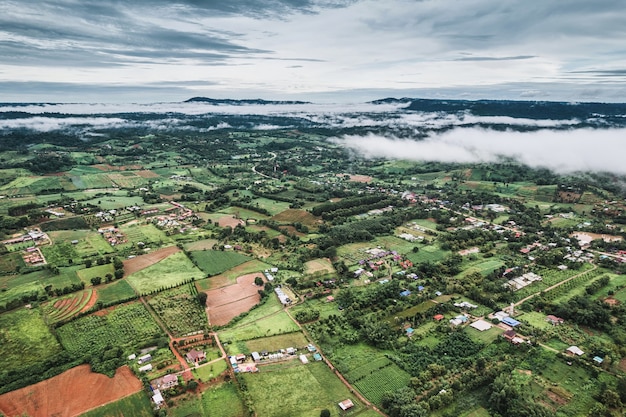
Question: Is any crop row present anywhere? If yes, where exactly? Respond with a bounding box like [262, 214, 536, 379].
[57, 302, 163, 354]
[345, 357, 393, 383]
[45, 290, 93, 323]
[353, 363, 411, 405]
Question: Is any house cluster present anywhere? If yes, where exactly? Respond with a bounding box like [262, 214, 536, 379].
[152, 373, 179, 390]
[505, 272, 543, 291]
[145, 202, 197, 232]
[503, 330, 526, 345]
[230, 344, 321, 371]
[398, 232, 423, 242]
[263, 267, 279, 281]
[98, 226, 127, 246]
[3, 229, 48, 247]
[22, 247, 45, 266]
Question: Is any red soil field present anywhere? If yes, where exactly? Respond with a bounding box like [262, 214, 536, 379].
[0, 365, 142, 417]
[206, 273, 264, 326]
[80, 290, 98, 313]
[135, 170, 160, 178]
[122, 245, 180, 276]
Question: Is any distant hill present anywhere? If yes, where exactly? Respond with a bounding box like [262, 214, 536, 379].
[368, 97, 413, 105]
[404, 98, 626, 120]
[184, 97, 311, 105]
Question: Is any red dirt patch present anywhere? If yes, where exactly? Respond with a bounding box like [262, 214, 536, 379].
[80, 290, 98, 313]
[0, 365, 142, 417]
[206, 273, 264, 326]
[337, 173, 373, 183]
[123, 245, 180, 276]
[217, 215, 245, 228]
[604, 297, 620, 306]
[135, 170, 160, 178]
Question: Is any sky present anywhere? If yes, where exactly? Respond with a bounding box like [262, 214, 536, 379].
[2, 0, 626, 103]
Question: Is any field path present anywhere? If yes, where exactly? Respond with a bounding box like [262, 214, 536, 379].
[284, 307, 388, 417]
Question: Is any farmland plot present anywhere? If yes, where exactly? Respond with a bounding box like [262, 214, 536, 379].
[126, 251, 203, 294]
[42, 289, 96, 323]
[97, 280, 137, 305]
[190, 250, 251, 276]
[147, 284, 207, 337]
[0, 308, 63, 373]
[57, 302, 163, 354]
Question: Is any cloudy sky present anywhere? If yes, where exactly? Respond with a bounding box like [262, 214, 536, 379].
[2, 0, 626, 103]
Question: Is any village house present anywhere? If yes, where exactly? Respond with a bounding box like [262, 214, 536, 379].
[186, 349, 207, 363]
[160, 374, 179, 389]
[546, 315, 564, 326]
[338, 399, 355, 411]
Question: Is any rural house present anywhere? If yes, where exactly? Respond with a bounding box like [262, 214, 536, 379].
[338, 399, 354, 411]
[186, 349, 207, 363]
[546, 315, 564, 325]
[161, 374, 179, 388]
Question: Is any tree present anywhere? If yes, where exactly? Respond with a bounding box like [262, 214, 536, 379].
[197, 292, 208, 307]
[320, 410, 331, 417]
[90, 276, 102, 286]
[254, 276, 264, 286]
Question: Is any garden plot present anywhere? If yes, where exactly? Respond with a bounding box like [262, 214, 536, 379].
[42, 289, 97, 323]
[147, 284, 208, 337]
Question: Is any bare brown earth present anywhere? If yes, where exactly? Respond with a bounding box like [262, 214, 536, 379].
[135, 170, 160, 178]
[206, 273, 264, 326]
[122, 245, 180, 276]
[217, 215, 245, 228]
[339, 174, 373, 183]
[80, 289, 98, 313]
[0, 365, 142, 417]
[271, 209, 320, 228]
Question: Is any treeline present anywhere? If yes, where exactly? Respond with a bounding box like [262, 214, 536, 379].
[311, 194, 394, 217]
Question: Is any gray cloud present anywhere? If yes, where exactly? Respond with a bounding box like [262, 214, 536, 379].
[332, 128, 626, 174]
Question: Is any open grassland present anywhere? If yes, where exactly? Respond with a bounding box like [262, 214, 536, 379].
[406, 244, 451, 264]
[0, 308, 63, 373]
[0, 252, 24, 274]
[79, 391, 153, 417]
[243, 361, 360, 417]
[170, 382, 245, 417]
[244, 332, 309, 354]
[42, 289, 95, 323]
[118, 223, 170, 248]
[96, 279, 137, 305]
[290, 297, 342, 321]
[249, 197, 291, 215]
[304, 258, 335, 275]
[127, 251, 203, 294]
[219, 310, 298, 342]
[48, 230, 115, 257]
[271, 209, 320, 228]
[41, 242, 80, 266]
[196, 260, 272, 290]
[190, 250, 251, 276]
[77, 264, 115, 285]
[147, 284, 207, 337]
[518, 311, 553, 330]
[458, 258, 505, 277]
[465, 325, 504, 344]
[191, 359, 229, 382]
[184, 238, 218, 251]
[57, 302, 163, 354]
[70, 173, 116, 189]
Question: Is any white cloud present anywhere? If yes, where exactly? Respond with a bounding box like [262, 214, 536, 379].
[332, 127, 626, 174]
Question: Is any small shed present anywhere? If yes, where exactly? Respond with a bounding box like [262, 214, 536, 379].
[138, 354, 152, 364]
[128, 354, 136, 360]
[313, 353, 322, 361]
[406, 327, 414, 336]
[400, 290, 411, 297]
[139, 364, 153, 372]
[338, 399, 354, 411]
[299, 354, 309, 364]
[593, 356, 604, 364]
[326, 295, 335, 302]
[152, 389, 164, 405]
[251, 351, 261, 362]
[434, 314, 445, 321]
[470, 320, 492, 331]
[566, 346, 584, 356]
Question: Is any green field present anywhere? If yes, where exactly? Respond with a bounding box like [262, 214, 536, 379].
[147, 284, 207, 337]
[191, 359, 229, 382]
[170, 382, 245, 417]
[247, 197, 292, 215]
[242, 361, 361, 417]
[126, 251, 204, 294]
[190, 250, 251, 276]
[57, 302, 164, 354]
[49, 230, 115, 257]
[243, 332, 309, 355]
[465, 326, 503, 344]
[77, 263, 115, 285]
[458, 258, 505, 277]
[0, 252, 25, 274]
[118, 224, 170, 248]
[406, 244, 451, 264]
[219, 311, 299, 343]
[0, 307, 63, 373]
[352, 359, 411, 405]
[97, 279, 137, 305]
[41, 242, 80, 266]
[79, 391, 154, 417]
[195, 260, 273, 290]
